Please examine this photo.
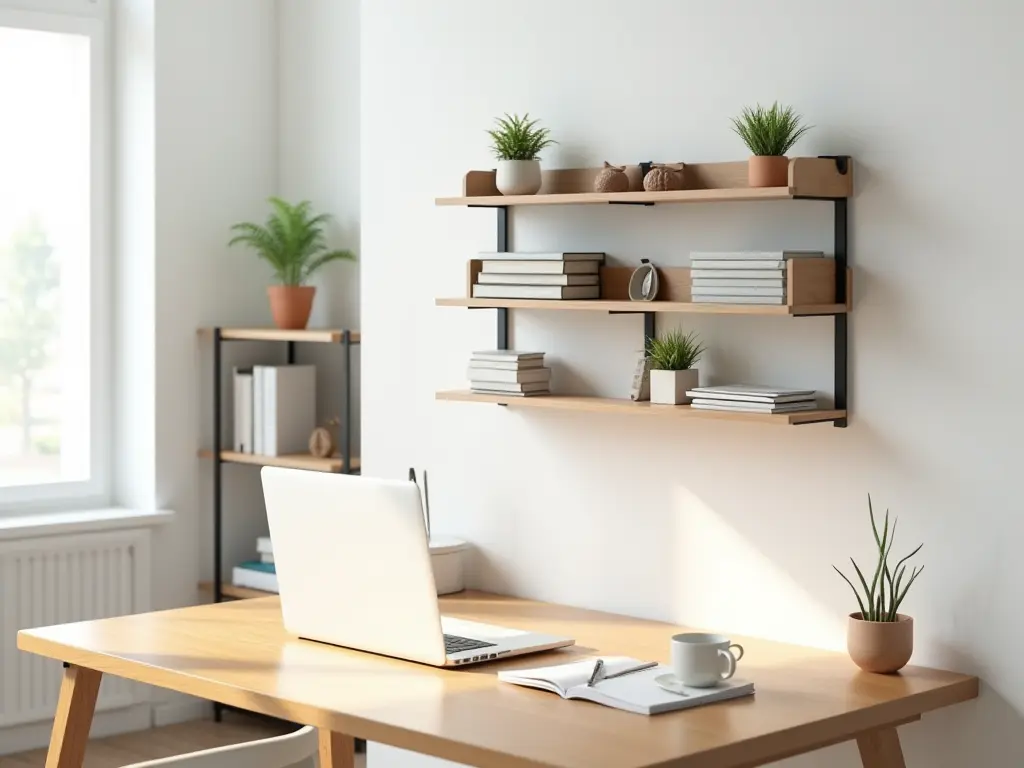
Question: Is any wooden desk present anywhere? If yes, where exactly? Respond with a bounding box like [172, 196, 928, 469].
[18, 592, 977, 768]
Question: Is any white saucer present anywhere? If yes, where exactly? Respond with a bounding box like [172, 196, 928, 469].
[655, 673, 721, 696]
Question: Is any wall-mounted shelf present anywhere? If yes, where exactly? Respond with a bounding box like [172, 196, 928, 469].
[437, 391, 845, 426]
[436, 157, 852, 207]
[198, 449, 360, 473]
[198, 327, 362, 344]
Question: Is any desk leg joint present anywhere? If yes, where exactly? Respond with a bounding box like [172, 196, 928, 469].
[319, 729, 356, 768]
[45, 665, 102, 768]
[857, 726, 907, 768]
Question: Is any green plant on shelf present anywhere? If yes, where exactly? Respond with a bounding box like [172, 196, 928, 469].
[833, 496, 924, 622]
[646, 329, 706, 371]
[229, 198, 356, 286]
[487, 113, 556, 161]
[730, 102, 813, 156]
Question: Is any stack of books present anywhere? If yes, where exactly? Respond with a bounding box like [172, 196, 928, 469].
[689, 251, 823, 305]
[686, 385, 819, 414]
[472, 252, 605, 300]
[233, 365, 316, 456]
[232, 536, 277, 593]
[469, 351, 550, 397]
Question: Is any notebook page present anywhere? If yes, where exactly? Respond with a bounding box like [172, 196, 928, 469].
[498, 657, 641, 696]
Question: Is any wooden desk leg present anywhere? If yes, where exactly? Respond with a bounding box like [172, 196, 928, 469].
[45, 665, 102, 768]
[319, 729, 355, 768]
[857, 727, 907, 768]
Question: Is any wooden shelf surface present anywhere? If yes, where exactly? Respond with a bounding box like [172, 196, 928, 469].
[436, 390, 845, 426]
[198, 328, 361, 344]
[198, 449, 360, 473]
[436, 297, 847, 316]
[197, 581, 274, 600]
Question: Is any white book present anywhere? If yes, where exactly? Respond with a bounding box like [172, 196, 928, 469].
[481, 261, 600, 275]
[688, 384, 816, 398]
[256, 536, 272, 554]
[691, 278, 786, 288]
[691, 295, 785, 305]
[691, 259, 791, 270]
[686, 391, 817, 404]
[232, 565, 279, 593]
[467, 367, 551, 384]
[471, 351, 545, 363]
[473, 284, 600, 300]
[233, 367, 254, 453]
[690, 269, 785, 280]
[470, 381, 549, 394]
[260, 553, 275, 564]
[477, 273, 600, 286]
[691, 400, 818, 414]
[498, 657, 754, 716]
[471, 388, 550, 398]
[262, 365, 317, 457]
[691, 286, 786, 297]
[467, 359, 545, 371]
[253, 366, 265, 454]
[478, 251, 605, 262]
[689, 250, 823, 261]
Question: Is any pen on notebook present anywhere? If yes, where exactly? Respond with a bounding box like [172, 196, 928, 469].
[587, 659, 606, 687]
[598, 661, 659, 682]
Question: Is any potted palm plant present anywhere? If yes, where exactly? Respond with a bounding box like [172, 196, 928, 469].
[646, 329, 706, 405]
[229, 198, 355, 330]
[730, 102, 813, 188]
[833, 497, 924, 673]
[487, 113, 556, 196]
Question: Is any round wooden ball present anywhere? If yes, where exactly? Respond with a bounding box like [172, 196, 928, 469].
[308, 427, 335, 458]
[594, 162, 629, 193]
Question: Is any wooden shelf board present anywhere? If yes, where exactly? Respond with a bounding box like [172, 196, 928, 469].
[436, 186, 803, 207]
[435, 297, 847, 316]
[198, 449, 360, 473]
[198, 328, 361, 344]
[197, 581, 274, 600]
[436, 390, 845, 426]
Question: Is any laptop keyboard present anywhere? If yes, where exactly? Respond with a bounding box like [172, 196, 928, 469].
[444, 634, 497, 655]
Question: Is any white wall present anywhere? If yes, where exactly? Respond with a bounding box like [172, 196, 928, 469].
[358, 1, 1024, 766]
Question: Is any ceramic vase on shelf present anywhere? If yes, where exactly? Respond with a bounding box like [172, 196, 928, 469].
[267, 285, 315, 330]
[649, 368, 699, 405]
[747, 155, 790, 188]
[847, 613, 914, 674]
[496, 159, 542, 196]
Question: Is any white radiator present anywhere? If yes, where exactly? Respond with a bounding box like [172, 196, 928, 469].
[0, 528, 151, 727]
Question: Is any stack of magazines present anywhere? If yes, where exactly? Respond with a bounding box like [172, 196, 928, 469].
[469, 351, 550, 397]
[686, 385, 819, 414]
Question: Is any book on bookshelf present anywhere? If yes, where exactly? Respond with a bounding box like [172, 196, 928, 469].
[467, 367, 551, 384]
[232, 561, 278, 593]
[688, 385, 816, 398]
[689, 269, 785, 280]
[478, 251, 605, 262]
[473, 284, 600, 300]
[689, 250, 823, 262]
[469, 388, 550, 397]
[690, 400, 818, 414]
[691, 295, 785, 305]
[691, 286, 786, 298]
[256, 536, 272, 554]
[691, 278, 786, 288]
[256, 365, 317, 457]
[233, 367, 253, 453]
[480, 260, 601, 275]
[467, 358, 545, 371]
[471, 351, 545, 363]
[477, 273, 600, 286]
[470, 381, 550, 394]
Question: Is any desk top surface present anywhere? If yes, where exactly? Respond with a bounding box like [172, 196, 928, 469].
[18, 592, 977, 768]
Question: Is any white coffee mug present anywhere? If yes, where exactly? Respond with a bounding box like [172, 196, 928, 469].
[670, 633, 745, 688]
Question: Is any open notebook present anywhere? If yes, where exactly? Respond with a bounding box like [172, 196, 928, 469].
[498, 656, 754, 715]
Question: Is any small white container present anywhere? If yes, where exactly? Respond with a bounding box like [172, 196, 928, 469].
[650, 368, 699, 405]
[429, 536, 468, 595]
[495, 159, 542, 196]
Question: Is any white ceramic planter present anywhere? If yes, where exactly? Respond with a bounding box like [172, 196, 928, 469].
[429, 536, 467, 595]
[496, 159, 542, 196]
[650, 368, 699, 405]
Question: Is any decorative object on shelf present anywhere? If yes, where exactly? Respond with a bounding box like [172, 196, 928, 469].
[833, 496, 923, 674]
[628, 259, 659, 301]
[628, 352, 651, 402]
[472, 251, 604, 300]
[642, 163, 685, 192]
[730, 102, 813, 188]
[646, 329, 706, 405]
[487, 113, 556, 196]
[689, 250, 824, 306]
[229, 198, 356, 329]
[593, 162, 629, 193]
[308, 417, 340, 458]
[687, 384, 819, 414]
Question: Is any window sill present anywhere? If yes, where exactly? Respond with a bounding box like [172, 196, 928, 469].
[0, 507, 174, 541]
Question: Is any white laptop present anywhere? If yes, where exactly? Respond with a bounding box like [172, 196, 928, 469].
[261, 467, 575, 667]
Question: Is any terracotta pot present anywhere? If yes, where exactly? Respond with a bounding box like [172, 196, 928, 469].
[267, 285, 315, 330]
[847, 613, 914, 673]
[747, 155, 790, 188]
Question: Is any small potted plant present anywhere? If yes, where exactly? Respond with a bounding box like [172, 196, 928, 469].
[646, 329, 706, 405]
[833, 497, 924, 674]
[487, 113, 556, 196]
[229, 198, 355, 330]
[730, 102, 813, 188]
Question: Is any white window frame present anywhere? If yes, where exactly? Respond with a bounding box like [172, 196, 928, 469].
[0, 0, 111, 513]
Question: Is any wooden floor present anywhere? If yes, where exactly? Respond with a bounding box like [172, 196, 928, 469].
[1, 715, 368, 768]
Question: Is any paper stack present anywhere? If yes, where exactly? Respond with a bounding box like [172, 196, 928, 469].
[472, 252, 604, 300]
[686, 385, 819, 414]
[469, 351, 550, 397]
[689, 251, 823, 305]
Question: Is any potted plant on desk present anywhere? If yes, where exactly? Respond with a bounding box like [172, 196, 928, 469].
[833, 497, 924, 674]
[229, 198, 356, 330]
[487, 113, 556, 196]
[730, 102, 813, 188]
[647, 329, 706, 405]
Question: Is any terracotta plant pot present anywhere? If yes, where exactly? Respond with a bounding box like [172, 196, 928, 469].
[847, 613, 914, 673]
[747, 155, 790, 188]
[267, 285, 316, 330]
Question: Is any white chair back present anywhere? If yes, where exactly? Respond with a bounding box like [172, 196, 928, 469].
[119, 725, 317, 768]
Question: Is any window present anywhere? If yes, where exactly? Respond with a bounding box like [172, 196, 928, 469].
[0, 0, 109, 511]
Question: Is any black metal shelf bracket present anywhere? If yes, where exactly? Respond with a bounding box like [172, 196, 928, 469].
[833, 196, 848, 428]
[496, 207, 510, 351]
